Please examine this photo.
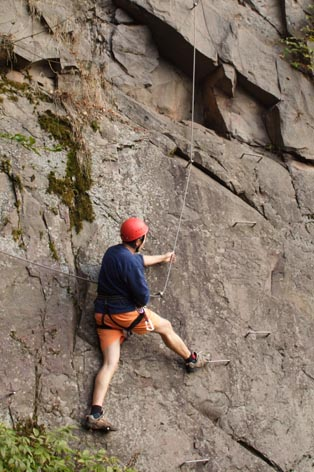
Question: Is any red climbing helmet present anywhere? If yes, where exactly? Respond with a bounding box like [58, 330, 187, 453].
[120, 217, 149, 242]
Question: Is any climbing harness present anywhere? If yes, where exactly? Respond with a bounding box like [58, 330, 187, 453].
[95, 294, 153, 337]
[96, 311, 145, 339]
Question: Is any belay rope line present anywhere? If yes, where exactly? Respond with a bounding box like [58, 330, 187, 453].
[0, 1, 199, 297]
[0, 248, 96, 284]
[155, 0, 199, 298]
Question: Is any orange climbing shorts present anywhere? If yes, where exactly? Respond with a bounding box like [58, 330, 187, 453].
[95, 308, 162, 351]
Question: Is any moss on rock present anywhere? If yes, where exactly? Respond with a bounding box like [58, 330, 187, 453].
[39, 110, 94, 232]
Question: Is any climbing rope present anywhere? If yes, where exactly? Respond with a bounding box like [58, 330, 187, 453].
[0, 248, 97, 284]
[154, 0, 199, 298]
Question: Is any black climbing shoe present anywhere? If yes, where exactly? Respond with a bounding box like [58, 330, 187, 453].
[185, 352, 211, 373]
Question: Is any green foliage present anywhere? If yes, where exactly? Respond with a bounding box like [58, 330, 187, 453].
[282, 6, 314, 77]
[0, 132, 40, 154]
[39, 110, 95, 233]
[0, 420, 137, 472]
[0, 132, 62, 155]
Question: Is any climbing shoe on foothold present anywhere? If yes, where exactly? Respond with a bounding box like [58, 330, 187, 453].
[85, 414, 117, 432]
[185, 352, 211, 373]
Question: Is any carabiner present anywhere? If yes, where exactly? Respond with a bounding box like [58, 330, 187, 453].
[145, 317, 154, 331]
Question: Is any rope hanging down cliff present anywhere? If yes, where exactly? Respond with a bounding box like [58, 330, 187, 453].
[0, 1, 200, 293]
[154, 0, 199, 298]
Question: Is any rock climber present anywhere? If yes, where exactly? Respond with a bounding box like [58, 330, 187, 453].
[86, 217, 208, 431]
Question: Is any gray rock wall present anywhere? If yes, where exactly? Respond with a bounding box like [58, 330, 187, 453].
[0, 0, 314, 471]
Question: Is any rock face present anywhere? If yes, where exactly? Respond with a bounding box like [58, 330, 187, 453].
[0, 0, 314, 471]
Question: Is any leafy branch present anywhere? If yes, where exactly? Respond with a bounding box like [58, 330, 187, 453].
[0, 420, 137, 472]
[282, 6, 314, 78]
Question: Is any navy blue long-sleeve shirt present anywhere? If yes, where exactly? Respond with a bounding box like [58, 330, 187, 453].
[94, 244, 150, 314]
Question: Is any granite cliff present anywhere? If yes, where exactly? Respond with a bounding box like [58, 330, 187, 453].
[0, 0, 314, 471]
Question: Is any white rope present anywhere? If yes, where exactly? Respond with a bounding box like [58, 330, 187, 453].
[155, 0, 199, 298]
[0, 248, 97, 284]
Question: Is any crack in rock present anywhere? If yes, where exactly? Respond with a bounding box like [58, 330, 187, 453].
[239, 0, 283, 36]
[286, 165, 303, 213]
[237, 439, 285, 472]
[175, 146, 268, 221]
[302, 368, 314, 382]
